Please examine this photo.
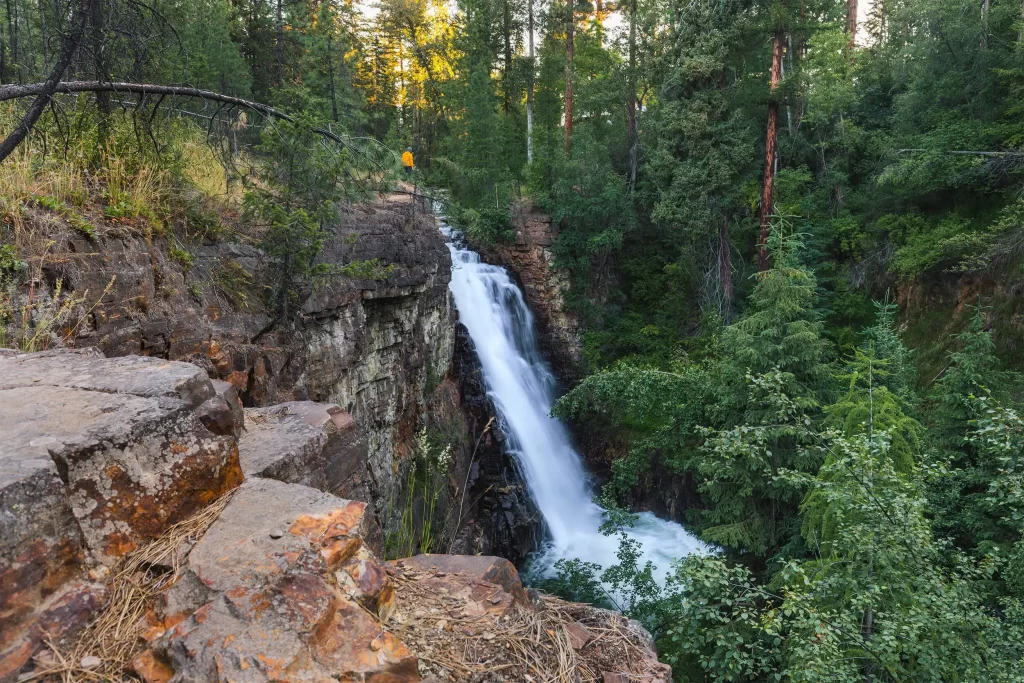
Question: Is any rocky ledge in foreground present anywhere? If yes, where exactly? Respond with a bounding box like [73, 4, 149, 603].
[0, 349, 669, 682]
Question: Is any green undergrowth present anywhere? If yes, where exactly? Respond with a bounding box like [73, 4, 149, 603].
[384, 427, 457, 559]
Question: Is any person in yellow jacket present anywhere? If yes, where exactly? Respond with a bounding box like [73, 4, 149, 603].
[401, 147, 414, 177]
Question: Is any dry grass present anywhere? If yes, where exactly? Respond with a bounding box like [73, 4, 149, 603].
[390, 566, 669, 683]
[0, 104, 240, 257]
[25, 493, 234, 683]
[176, 128, 232, 198]
[0, 141, 89, 243]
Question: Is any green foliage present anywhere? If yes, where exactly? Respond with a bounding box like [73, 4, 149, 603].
[660, 555, 782, 681]
[384, 428, 454, 559]
[719, 231, 833, 413]
[243, 114, 348, 319]
[169, 241, 195, 270]
[694, 369, 820, 555]
[544, 558, 608, 605]
[0, 245, 26, 276]
[213, 259, 258, 310]
[554, 361, 713, 500]
[531, 130, 636, 294]
[447, 201, 515, 246]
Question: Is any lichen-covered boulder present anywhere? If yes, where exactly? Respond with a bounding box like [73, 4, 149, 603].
[0, 349, 245, 682]
[0, 349, 245, 566]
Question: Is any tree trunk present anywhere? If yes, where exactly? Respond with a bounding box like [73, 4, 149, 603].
[38, 0, 48, 71]
[0, 81, 352, 146]
[502, 0, 512, 112]
[717, 69, 732, 314]
[719, 216, 733, 317]
[0, 0, 89, 162]
[526, 0, 534, 163]
[275, 0, 284, 87]
[6, 0, 18, 83]
[327, 29, 338, 122]
[981, 0, 989, 47]
[758, 29, 783, 271]
[90, 0, 109, 142]
[564, 0, 574, 154]
[625, 0, 638, 191]
[847, 0, 857, 49]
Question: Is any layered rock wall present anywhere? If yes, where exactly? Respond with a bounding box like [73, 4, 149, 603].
[21, 195, 470, 535]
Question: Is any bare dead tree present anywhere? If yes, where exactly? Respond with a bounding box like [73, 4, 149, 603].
[0, 0, 89, 163]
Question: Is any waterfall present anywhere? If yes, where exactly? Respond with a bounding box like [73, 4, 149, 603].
[442, 222, 706, 584]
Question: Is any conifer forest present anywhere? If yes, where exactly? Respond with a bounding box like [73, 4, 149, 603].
[3, 0, 1024, 677]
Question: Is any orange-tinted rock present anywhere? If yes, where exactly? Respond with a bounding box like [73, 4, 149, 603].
[152, 478, 418, 683]
[131, 650, 174, 683]
[398, 554, 531, 608]
[312, 598, 418, 681]
[566, 621, 594, 650]
[1, 350, 246, 681]
[0, 482, 86, 640]
[0, 581, 106, 681]
[336, 548, 396, 619]
[0, 350, 244, 567]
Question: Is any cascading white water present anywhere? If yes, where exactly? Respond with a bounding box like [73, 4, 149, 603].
[442, 222, 706, 584]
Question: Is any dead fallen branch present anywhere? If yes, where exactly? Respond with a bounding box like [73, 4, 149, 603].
[0, 81, 347, 147]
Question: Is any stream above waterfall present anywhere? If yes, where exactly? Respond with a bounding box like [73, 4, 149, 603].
[441, 220, 707, 585]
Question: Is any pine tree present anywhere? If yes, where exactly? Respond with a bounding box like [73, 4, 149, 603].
[720, 229, 832, 415]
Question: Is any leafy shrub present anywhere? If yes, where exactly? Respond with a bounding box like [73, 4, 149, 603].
[0, 244, 26, 276]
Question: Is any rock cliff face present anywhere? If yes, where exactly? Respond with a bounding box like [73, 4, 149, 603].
[0, 350, 669, 683]
[469, 199, 586, 386]
[38, 196, 451, 522]
[15, 194, 527, 553]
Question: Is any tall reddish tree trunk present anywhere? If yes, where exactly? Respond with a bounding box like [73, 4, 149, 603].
[758, 30, 784, 271]
[564, 0, 574, 154]
[847, 0, 857, 48]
